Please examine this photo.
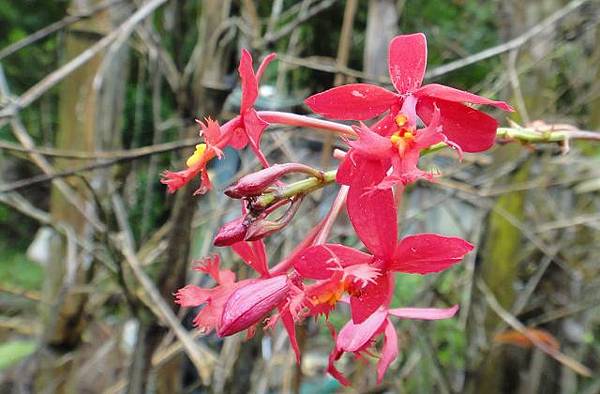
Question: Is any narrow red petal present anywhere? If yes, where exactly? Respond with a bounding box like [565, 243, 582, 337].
[416, 83, 514, 111]
[335, 153, 356, 185]
[377, 320, 399, 383]
[327, 348, 351, 386]
[256, 53, 276, 83]
[221, 117, 248, 150]
[231, 241, 270, 278]
[305, 83, 398, 120]
[280, 308, 301, 363]
[243, 107, 269, 152]
[337, 308, 387, 352]
[175, 285, 211, 307]
[417, 97, 499, 152]
[388, 33, 427, 94]
[388, 305, 459, 320]
[348, 123, 393, 158]
[390, 234, 473, 274]
[350, 273, 390, 324]
[346, 160, 397, 258]
[238, 49, 258, 114]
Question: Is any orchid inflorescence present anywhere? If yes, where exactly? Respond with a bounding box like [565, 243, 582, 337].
[163, 33, 513, 385]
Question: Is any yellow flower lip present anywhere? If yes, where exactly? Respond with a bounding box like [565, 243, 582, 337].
[186, 143, 208, 168]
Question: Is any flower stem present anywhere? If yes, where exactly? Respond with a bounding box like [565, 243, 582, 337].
[253, 170, 337, 209]
[258, 111, 356, 137]
[251, 126, 599, 209]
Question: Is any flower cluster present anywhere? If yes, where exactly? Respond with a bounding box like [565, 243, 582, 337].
[165, 33, 512, 385]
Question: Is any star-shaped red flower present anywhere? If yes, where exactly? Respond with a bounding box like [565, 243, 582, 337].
[305, 33, 513, 152]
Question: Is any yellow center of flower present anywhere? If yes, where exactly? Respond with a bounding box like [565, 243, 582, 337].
[395, 114, 408, 127]
[186, 143, 207, 168]
[389, 113, 416, 155]
[313, 284, 345, 306]
[311, 279, 362, 307]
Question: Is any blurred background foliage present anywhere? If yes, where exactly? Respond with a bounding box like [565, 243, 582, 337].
[0, 0, 599, 393]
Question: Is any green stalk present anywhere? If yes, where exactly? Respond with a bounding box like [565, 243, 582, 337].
[252, 126, 599, 208]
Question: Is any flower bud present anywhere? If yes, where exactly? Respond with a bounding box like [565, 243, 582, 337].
[218, 275, 289, 337]
[225, 163, 323, 199]
[213, 217, 247, 246]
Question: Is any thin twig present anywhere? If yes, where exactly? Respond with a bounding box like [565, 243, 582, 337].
[477, 278, 592, 377]
[120, 240, 217, 384]
[0, 0, 126, 61]
[0, 0, 170, 118]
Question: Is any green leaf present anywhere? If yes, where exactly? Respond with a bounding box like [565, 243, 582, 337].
[0, 340, 37, 370]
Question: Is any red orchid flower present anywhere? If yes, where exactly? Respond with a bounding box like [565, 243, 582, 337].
[175, 255, 245, 333]
[176, 239, 274, 333]
[337, 105, 447, 190]
[161, 50, 276, 194]
[290, 230, 472, 324]
[161, 118, 229, 195]
[305, 33, 513, 152]
[328, 305, 459, 386]
[221, 49, 276, 168]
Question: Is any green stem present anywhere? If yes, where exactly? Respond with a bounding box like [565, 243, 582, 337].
[252, 126, 599, 207]
[253, 170, 337, 208]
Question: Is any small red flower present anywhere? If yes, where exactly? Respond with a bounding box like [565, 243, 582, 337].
[305, 33, 513, 152]
[161, 50, 276, 194]
[290, 215, 472, 324]
[337, 105, 447, 190]
[175, 255, 245, 333]
[161, 118, 228, 195]
[328, 305, 459, 385]
[222, 49, 276, 168]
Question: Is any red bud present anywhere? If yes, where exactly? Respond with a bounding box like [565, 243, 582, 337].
[225, 163, 323, 199]
[218, 275, 289, 336]
[213, 217, 247, 246]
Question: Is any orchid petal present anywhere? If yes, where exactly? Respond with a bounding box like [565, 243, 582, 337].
[417, 97, 499, 152]
[256, 53, 276, 83]
[239, 49, 258, 113]
[335, 153, 357, 185]
[348, 123, 393, 158]
[231, 241, 270, 277]
[377, 320, 399, 384]
[350, 273, 390, 324]
[291, 244, 372, 280]
[337, 308, 387, 352]
[388, 305, 459, 320]
[242, 108, 269, 155]
[415, 84, 514, 111]
[305, 83, 398, 120]
[391, 234, 473, 274]
[388, 33, 427, 94]
[327, 348, 350, 386]
[346, 160, 397, 258]
[221, 117, 248, 150]
[174, 285, 211, 307]
[280, 308, 301, 363]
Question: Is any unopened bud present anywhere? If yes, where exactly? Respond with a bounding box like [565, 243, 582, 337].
[218, 275, 289, 336]
[225, 163, 323, 199]
[213, 217, 247, 247]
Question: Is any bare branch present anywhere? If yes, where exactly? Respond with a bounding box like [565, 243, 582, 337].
[0, 0, 170, 118]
